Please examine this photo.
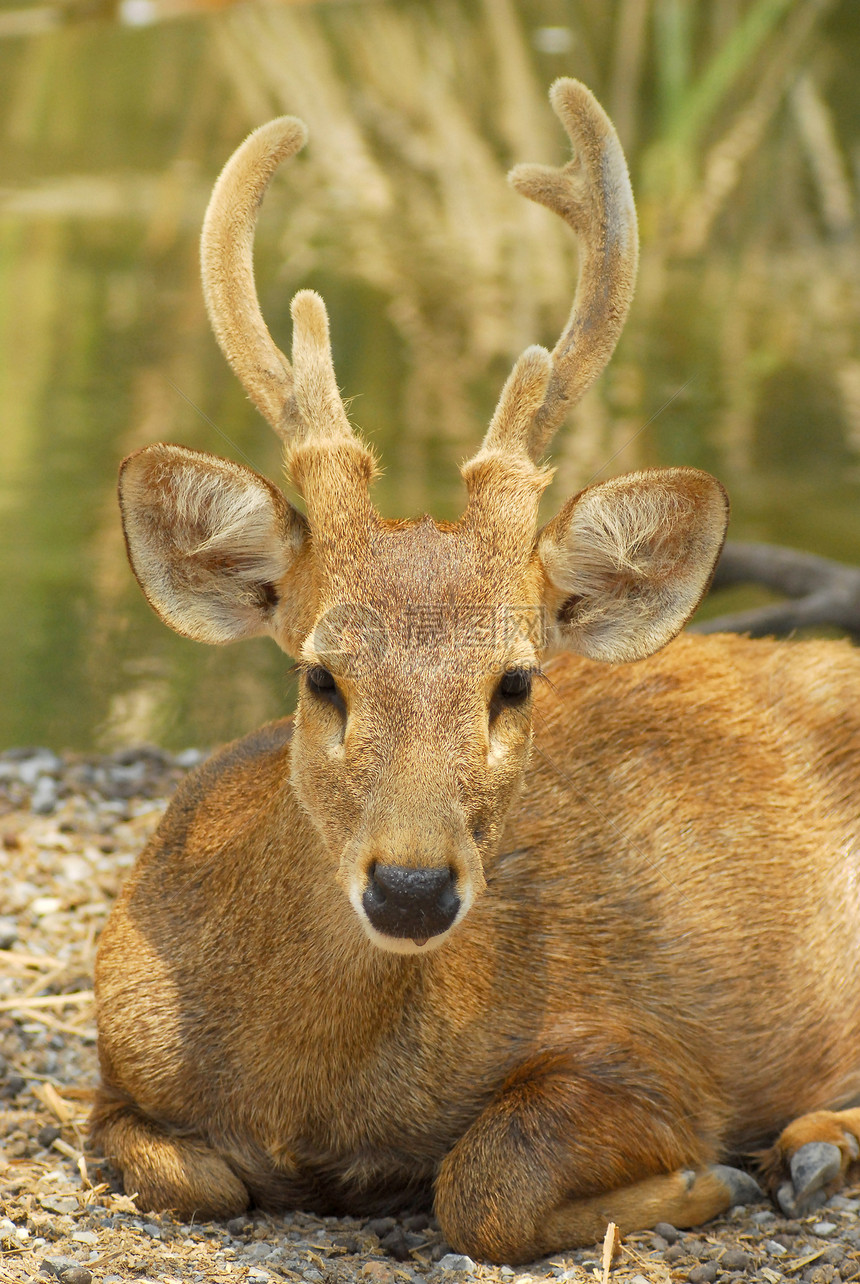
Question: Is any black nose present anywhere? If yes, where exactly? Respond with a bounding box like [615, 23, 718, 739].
[362, 864, 460, 940]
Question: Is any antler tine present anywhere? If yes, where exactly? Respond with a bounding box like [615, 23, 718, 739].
[201, 117, 311, 442]
[482, 78, 639, 464]
[289, 288, 357, 448]
[202, 118, 376, 542]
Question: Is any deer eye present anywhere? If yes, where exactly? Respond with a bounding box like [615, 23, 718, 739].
[305, 666, 345, 716]
[496, 667, 533, 704]
[307, 665, 335, 692]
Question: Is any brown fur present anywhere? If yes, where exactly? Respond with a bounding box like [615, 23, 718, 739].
[93, 639, 860, 1260]
[93, 79, 860, 1264]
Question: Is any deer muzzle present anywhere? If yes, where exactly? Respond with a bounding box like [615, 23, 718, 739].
[361, 863, 460, 945]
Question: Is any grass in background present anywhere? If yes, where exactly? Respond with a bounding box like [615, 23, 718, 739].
[0, 0, 858, 748]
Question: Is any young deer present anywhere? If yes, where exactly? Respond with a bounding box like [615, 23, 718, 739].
[92, 80, 860, 1263]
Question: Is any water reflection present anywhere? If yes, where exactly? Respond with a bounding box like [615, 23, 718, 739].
[1, 0, 858, 750]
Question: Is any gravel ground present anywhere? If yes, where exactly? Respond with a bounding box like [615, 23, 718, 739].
[1, 747, 859, 1284]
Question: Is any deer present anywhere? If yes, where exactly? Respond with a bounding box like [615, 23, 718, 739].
[91, 80, 860, 1265]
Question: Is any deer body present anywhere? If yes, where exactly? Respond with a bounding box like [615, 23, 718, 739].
[94, 638, 860, 1258]
[93, 81, 860, 1262]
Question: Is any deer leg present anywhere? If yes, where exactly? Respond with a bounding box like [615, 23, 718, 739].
[433, 1057, 761, 1264]
[90, 1093, 250, 1219]
[537, 1165, 760, 1254]
[438, 1152, 759, 1264]
[760, 1107, 860, 1216]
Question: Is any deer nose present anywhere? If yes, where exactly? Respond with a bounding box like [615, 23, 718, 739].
[362, 863, 460, 941]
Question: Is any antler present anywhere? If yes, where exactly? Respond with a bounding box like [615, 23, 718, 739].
[200, 117, 358, 452]
[471, 78, 639, 468]
[201, 117, 376, 544]
[203, 88, 635, 546]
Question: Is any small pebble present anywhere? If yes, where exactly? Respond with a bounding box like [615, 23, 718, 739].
[720, 1248, 750, 1270]
[243, 1242, 271, 1261]
[37, 1124, 62, 1149]
[39, 1196, 78, 1216]
[16, 750, 63, 784]
[58, 1271, 93, 1284]
[763, 1240, 788, 1256]
[379, 1226, 411, 1261]
[688, 1264, 718, 1284]
[70, 1232, 98, 1246]
[827, 1195, 860, 1212]
[31, 777, 59, 815]
[364, 1216, 397, 1238]
[41, 1258, 81, 1279]
[401, 1212, 431, 1232]
[31, 895, 63, 916]
[143, 1223, 162, 1239]
[654, 1221, 679, 1244]
[804, 1268, 837, 1284]
[436, 1254, 476, 1274]
[813, 1222, 838, 1237]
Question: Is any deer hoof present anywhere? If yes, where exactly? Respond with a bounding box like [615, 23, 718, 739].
[776, 1179, 827, 1217]
[709, 1165, 764, 1207]
[780, 1141, 843, 1212]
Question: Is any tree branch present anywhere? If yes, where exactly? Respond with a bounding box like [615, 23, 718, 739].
[691, 541, 860, 639]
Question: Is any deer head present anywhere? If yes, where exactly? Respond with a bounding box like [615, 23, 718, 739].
[119, 81, 728, 954]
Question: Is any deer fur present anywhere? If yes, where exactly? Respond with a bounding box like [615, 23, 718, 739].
[92, 79, 860, 1264]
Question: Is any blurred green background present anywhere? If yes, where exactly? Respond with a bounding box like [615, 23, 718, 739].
[1, 0, 858, 750]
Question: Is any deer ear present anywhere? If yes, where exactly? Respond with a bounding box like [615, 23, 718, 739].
[536, 468, 728, 663]
[119, 444, 314, 651]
